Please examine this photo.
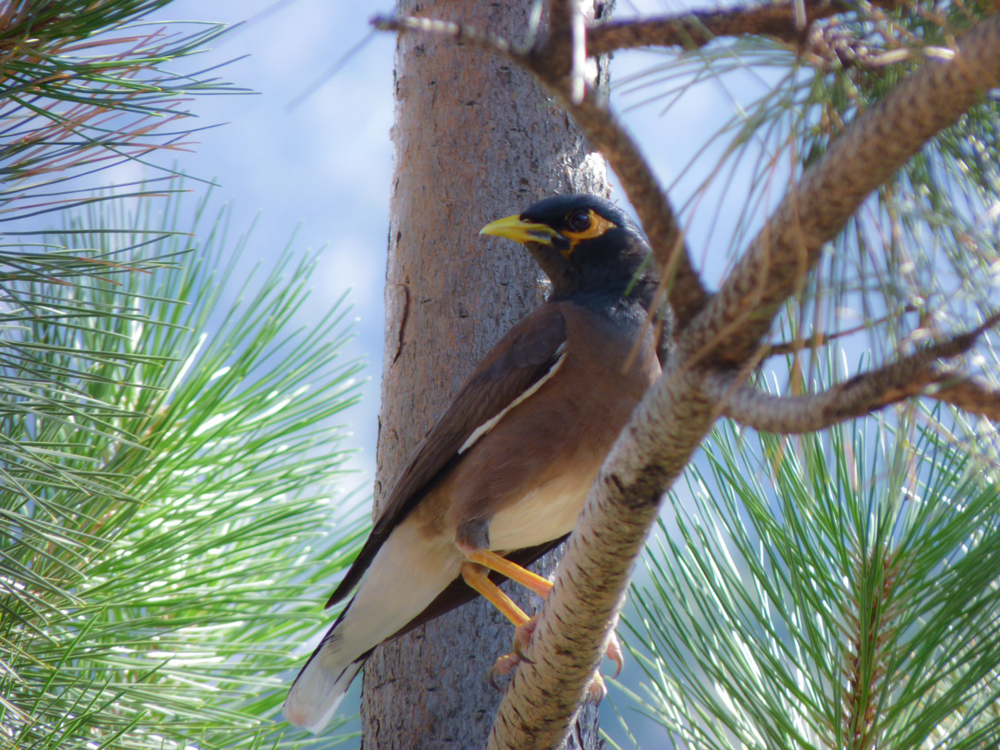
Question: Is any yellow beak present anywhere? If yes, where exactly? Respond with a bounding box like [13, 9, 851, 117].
[479, 214, 560, 246]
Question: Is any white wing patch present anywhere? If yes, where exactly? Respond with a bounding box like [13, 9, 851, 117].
[458, 343, 567, 455]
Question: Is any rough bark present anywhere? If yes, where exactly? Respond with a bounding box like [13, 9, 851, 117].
[361, 1, 612, 748]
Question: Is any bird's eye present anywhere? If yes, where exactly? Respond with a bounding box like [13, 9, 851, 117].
[566, 209, 591, 233]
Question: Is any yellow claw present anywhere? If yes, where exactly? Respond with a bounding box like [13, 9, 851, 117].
[488, 652, 521, 691]
[586, 673, 607, 704]
[606, 631, 624, 678]
[511, 614, 538, 664]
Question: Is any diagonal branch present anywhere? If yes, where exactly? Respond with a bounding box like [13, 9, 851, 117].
[541, 0, 582, 98]
[587, 0, 907, 55]
[487, 14, 1000, 750]
[524, 21, 712, 326]
[546, 0, 578, 51]
[487, 364, 716, 750]
[710, 314, 999, 433]
[548, 87, 711, 327]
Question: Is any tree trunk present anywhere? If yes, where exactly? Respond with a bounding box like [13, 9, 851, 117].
[361, 1, 612, 748]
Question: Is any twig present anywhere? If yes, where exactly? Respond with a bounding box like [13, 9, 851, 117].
[712, 345, 953, 431]
[768, 308, 916, 356]
[587, 0, 908, 55]
[929, 371, 1000, 421]
[373, 9, 1000, 750]
[485, 16, 1000, 748]
[680, 16, 1000, 367]
[714, 313, 1000, 432]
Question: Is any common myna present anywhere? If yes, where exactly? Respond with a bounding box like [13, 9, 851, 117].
[284, 194, 667, 732]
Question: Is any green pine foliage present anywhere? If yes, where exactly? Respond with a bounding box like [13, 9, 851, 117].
[1, 190, 369, 750]
[1, 2, 370, 748]
[623, 416, 1000, 749]
[617, 0, 1000, 372]
[0, 0, 243, 214]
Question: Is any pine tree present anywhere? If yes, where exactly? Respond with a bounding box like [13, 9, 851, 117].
[1, 4, 367, 748]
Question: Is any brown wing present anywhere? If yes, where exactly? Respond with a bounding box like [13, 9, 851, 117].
[326, 304, 568, 608]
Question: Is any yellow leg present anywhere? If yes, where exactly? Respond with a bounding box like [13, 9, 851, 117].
[460, 562, 530, 627]
[460, 547, 555, 599]
[460, 546, 620, 698]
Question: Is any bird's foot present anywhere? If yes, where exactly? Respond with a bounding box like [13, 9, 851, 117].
[583, 630, 622, 702]
[487, 616, 623, 703]
[488, 651, 521, 690]
[511, 613, 539, 662]
[586, 672, 607, 704]
[487, 615, 538, 690]
[606, 630, 624, 678]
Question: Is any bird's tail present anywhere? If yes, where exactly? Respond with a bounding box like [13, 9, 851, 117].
[283, 521, 462, 733]
[283, 617, 365, 734]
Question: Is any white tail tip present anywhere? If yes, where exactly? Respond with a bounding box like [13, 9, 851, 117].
[284, 658, 363, 734]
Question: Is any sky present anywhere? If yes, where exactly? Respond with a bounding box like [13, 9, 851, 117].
[117, 0, 784, 746]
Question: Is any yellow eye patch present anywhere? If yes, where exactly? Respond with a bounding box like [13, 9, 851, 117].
[562, 210, 617, 256]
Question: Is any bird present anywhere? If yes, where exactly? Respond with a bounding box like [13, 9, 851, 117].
[283, 194, 669, 733]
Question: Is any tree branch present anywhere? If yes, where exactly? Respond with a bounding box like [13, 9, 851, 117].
[487, 365, 717, 750]
[681, 15, 1000, 367]
[545, 87, 711, 327]
[929, 372, 1000, 422]
[540, 0, 583, 99]
[767, 308, 916, 356]
[710, 316, 999, 433]
[525, 19, 713, 326]
[587, 0, 907, 55]
[487, 15, 1000, 750]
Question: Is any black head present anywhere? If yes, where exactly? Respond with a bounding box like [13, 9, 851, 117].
[480, 194, 654, 302]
